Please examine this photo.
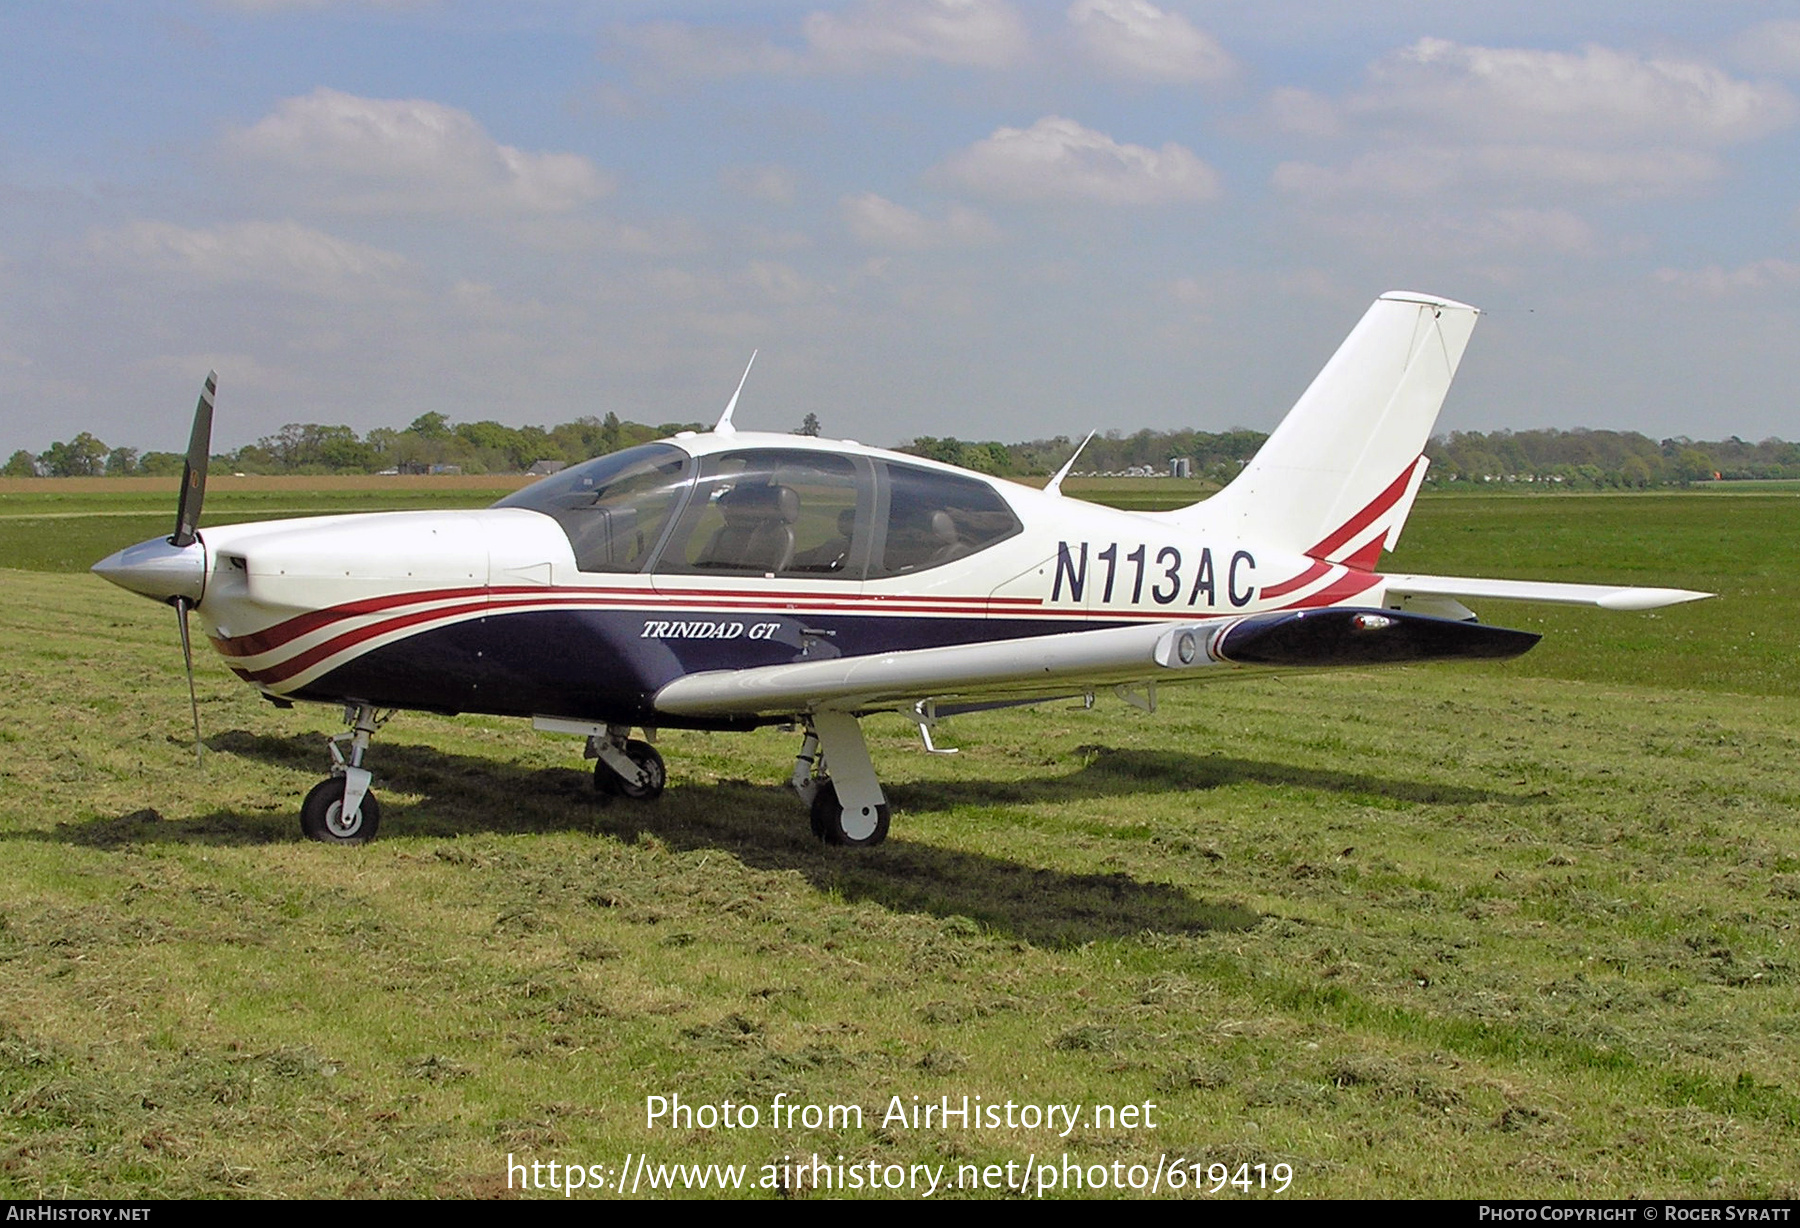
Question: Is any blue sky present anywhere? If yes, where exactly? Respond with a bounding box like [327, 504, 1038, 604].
[3, 1, 1798, 456]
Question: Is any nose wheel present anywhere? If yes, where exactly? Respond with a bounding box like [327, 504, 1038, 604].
[301, 776, 381, 844]
[301, 703, 390, 845]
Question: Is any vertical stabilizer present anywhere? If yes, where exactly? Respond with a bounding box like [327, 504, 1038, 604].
[1169, 292, 1478, 566]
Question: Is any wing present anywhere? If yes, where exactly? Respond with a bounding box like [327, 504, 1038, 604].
[651, 608, 1540, 721]
[1383, 574, 1711, 612]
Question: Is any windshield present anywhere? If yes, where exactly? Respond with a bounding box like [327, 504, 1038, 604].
[494, 443, 692, 572]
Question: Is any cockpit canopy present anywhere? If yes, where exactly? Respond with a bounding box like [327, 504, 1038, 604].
[494, 442, 1022, 579]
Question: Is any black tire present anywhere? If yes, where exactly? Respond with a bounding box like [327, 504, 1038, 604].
[594, 739, 666, 800]
[808, 782, 832, 841]
[808, 782, 889, 847]
[300, 777, 381, 845]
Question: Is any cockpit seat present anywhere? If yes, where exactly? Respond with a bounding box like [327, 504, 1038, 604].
[924, 510, 968, 566]
[696, 484, 799, 573]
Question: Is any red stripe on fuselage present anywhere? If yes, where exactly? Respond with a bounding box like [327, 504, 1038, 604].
[1259, 559, 1332, 600]
[212, 582, 1046, 658]
[211, 584, 491, 657]
[1293, 569, 1382, 606]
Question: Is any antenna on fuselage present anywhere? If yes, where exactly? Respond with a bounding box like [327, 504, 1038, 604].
[714, 350, 758, 436]
[1044, 429, 1096, 496]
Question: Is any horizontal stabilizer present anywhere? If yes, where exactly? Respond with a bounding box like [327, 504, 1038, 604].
[1217, 608, 1538, 667]
[1384, 574, 1713, 611]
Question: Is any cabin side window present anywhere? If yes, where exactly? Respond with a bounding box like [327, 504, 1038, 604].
[868, 461, 1022, 577]
[493, 443, 693, 573]
[653, 449, 871, 580]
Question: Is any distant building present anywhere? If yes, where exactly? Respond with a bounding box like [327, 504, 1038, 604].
[527, 460, 567, 476]
[1169, 457, 1192, 479]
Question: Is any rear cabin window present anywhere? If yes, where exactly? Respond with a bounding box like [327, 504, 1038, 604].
[493, 443, 692, 573]
[870, 461, 1021, 578]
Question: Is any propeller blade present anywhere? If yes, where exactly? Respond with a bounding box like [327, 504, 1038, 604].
[171, 371, 216, 548]
[175, 597, 204, 768]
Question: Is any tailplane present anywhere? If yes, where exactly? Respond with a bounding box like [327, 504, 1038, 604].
[1169, 291, 1479, 567]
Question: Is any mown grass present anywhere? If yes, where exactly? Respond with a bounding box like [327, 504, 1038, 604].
[0, 482, 1795, 1198]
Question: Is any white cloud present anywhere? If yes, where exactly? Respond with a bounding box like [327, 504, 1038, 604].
[841, 192, 999, 248]
[1300, 206, 1596, 261]
[1267, 38, 1793, 220]
[634, 261, 825, 309]
[87, 219, 413, 297]
[496, 213, 707, 258]
[1274, 145, 1720, 200]
[1655, 258, 1800, 296]
[1066, 0, 1234, 85]
[616, 1, 1027, 79]
[740, 260, 821, 305]
[938, 116, 1220, 205]
[612, 22, 806, 79]
[1354, 38, 1797, 146]
[804, 0, 1028, 71]
[1452, 208, 1595, 255]
[228, 89, 613, 215]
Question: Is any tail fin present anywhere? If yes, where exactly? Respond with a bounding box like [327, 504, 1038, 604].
[1170, 291, 1478, 568]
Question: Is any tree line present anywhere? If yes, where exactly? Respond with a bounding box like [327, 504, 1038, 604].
[8, 415, 1798, 490]
[901, 427, 1800, 489]
[3, 411, 706, 479]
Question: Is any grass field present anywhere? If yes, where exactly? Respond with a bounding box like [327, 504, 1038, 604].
[0, 481, 1795, 1198]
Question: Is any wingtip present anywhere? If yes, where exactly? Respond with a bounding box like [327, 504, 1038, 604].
[1595, 588, 1714, 612]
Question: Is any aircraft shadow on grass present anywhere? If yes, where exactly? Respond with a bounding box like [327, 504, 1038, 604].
[895, 743, 1517, 812]
[36, 731, 1523, 947]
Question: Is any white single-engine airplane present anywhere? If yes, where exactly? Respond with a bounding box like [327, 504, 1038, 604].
[95, 291, 1709, 847]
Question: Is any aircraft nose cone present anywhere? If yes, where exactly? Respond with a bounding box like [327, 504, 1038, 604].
[92, 536, 207, 605]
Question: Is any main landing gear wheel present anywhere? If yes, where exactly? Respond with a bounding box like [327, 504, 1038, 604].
[809, 782, 890, 847]
[595, 739, 666, 800]
[301, 777, 381, 845]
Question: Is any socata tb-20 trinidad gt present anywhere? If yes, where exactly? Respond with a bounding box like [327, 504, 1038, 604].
[93, 291, 1709, 847]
